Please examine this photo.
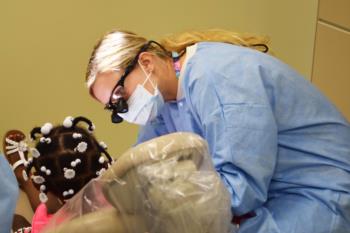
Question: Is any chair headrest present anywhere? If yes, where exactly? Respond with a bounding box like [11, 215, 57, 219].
[101, 132, 208, 180]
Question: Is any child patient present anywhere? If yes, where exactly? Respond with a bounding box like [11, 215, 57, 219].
[2, 116, 113, 233]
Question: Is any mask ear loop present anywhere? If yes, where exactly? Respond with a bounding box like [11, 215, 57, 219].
[138, 61, 157, 93]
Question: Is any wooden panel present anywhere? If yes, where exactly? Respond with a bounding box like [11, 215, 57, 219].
[312, 22, 350, 121]
[319, 0, 350, 30]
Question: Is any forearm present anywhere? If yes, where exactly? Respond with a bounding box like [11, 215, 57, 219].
[21, 180, 61, 214]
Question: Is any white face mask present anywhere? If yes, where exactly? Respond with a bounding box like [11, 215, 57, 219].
[118, 62, 164, 125]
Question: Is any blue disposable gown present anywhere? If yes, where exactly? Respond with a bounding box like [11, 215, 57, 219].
[0, 154, 19, 233]
[137, 42, 350, 233]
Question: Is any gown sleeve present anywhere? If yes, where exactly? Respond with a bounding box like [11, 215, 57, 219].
[0, 155, 19, 233]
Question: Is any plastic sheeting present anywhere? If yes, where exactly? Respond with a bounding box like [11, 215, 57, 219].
[43, 132, 236, 233]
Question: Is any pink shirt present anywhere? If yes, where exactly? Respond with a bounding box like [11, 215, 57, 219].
[31, 204, 53, 233]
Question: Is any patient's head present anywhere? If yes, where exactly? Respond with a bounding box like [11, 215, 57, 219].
[26, 116, 113, 202]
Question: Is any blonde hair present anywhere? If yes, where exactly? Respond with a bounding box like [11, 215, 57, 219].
[86, 29, 269, 88]
[159, 29, 269, 53]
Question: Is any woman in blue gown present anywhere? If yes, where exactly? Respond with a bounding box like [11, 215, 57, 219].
[85, 29, 350, 233]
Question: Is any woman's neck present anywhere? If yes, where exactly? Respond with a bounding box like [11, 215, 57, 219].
[160, 52, 187, 102]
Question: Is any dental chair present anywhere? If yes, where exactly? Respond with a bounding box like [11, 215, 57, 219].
[43, 132, 235, 233]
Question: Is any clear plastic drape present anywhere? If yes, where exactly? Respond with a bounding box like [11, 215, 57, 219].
[43, 132, 236, 233]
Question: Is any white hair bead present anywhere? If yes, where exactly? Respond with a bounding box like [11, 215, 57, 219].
[99, 141, 107, 149]
[40, 185, 46, 192]
[41, 123, 53, 135]
[31, 148, 41, 158]
[99, 157, 105, 164]
[63, 189, 75, 197]
[39, 137, 51, 144]
[75, 142, 88, 153]
[64, 168, 76, 179]
[32, 175, 45, 184]
[72, 133, 82, 139]
[39, 192, 48, 203]
[71, 158, 81, 167]
[96, 168, 106, 176]
[63, 116, 74, 128]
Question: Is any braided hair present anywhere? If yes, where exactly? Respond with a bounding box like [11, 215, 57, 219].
[26, 116, 113, 202]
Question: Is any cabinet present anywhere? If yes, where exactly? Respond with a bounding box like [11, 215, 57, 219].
[312, 0, 350, 120]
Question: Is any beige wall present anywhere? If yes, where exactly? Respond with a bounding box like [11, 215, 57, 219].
[0, 0, 318, 220]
